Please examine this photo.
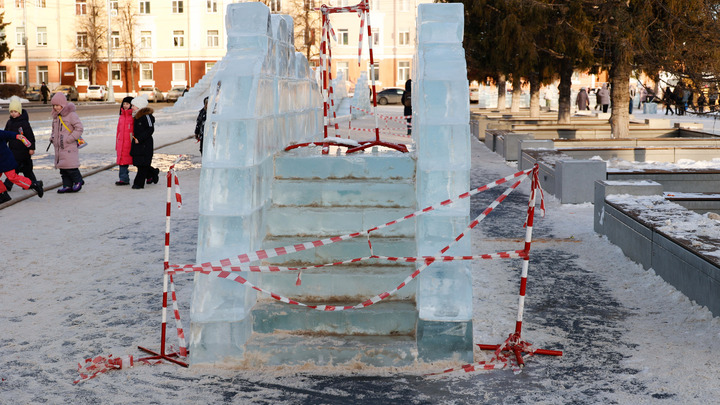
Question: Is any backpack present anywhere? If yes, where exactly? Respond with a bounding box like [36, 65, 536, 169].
[403, 89, 412, 107]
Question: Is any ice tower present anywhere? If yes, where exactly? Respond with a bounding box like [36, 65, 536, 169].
[190, 2, 472, 366]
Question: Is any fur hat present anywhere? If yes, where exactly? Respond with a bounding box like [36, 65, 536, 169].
[8, 96, 22, 113]
[131, 96, 149, 109]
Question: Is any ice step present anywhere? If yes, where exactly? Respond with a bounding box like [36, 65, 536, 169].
[261, 235, 417, 265]
[272, 178, 415, 208]
[267, 206, 416, 237]
[256, 263, 417, 301]
[252, 301, 417, 335]
[275, 151, 415, 180]
[243, 332, 418, 367]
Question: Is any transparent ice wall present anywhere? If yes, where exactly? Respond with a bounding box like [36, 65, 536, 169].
[190, 2, 322, 364]
[413, 3, 472, 323]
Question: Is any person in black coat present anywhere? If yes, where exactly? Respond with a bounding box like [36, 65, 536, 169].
[400, 79, 412, 135]
[4, 96, 37, 191]
[194, 96, 208, 154]
[129, 96, 159, 189]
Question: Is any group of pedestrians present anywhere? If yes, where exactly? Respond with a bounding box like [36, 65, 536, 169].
[662, 85, 717, 115]
[0, 92, 160, 205]
[575, 83, 610, 112]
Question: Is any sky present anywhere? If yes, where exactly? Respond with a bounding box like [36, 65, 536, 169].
[1, 101, 720, 403]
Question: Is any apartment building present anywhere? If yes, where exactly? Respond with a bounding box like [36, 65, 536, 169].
[0, 0, 232, 97]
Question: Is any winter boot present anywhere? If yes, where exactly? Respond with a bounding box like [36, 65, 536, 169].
[0, 191, 11, 204]
[71, 182, 83, 192]
[3, 178, 12, 192]
[57, 186, 72, 194]
[30, 181, 44, 198]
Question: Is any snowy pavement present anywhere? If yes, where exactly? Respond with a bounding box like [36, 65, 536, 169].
[2, 105, 720, 403]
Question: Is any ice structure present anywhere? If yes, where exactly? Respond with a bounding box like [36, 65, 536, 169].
[190, 2, 322, 363]
[190, 2, 472, 365]
[351, 71, 371, 118]
[413, 2, 473, 361]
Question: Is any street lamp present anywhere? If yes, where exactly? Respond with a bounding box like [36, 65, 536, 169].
[107, 0, 115, 102]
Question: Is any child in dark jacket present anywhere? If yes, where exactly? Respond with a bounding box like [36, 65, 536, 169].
[129, 96, 159, 189]
[4, 96, 38, 192]
[0, 129, 43, 203]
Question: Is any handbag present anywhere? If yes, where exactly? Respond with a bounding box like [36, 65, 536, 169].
[59, 115, 87, 149]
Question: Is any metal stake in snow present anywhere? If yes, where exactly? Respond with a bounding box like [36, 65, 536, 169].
[138, 155, 189, 368]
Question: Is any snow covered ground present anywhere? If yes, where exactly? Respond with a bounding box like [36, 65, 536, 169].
[2, 103, 720, 403]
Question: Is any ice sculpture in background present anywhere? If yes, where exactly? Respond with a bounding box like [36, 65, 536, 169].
[189, 2, 322, 364]
[351, 72, 371, 118]
[413, 2, 474, 361]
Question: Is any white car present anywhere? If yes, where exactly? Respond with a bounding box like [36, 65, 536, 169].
[86, 85, 107, 101]
[138, 86, 165, 103]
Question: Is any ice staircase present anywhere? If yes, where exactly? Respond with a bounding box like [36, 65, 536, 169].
[243, 149, 419, 366]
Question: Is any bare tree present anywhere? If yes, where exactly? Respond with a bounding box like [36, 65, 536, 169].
[289, 0, 321, 63]
[117, 0, 139, 93]
[74, 0, 106, 84]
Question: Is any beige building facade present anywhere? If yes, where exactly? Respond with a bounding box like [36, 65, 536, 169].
[0, 0, 232, 98]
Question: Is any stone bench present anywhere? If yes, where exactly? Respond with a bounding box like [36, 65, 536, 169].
[519, 148, 605, 203]
[594, 180, 720, 316]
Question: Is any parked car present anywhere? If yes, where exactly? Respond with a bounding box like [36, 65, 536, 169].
[25, 85, 42, 101]
[469, 87, 479, 103]
[165, 86, 187, 102]
[138, 86, 165, 103]
[51, 85, 79, 101]
[377, 87, 404, 105]
[86, 85, 107, 101]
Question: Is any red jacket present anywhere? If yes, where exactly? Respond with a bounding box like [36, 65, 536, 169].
[116, 107, 134, 165]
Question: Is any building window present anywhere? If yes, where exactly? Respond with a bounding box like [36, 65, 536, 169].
[37, 26, 47, 46]
[76, 32, 88, 49]
[372, 28, 380, 46]
[172, 63, 186, 82]
[398, 31, 410, 46]
[140, 63, 153, 81]
[111, 31, 120, 48]
[172, 0, 183, 13]
[0, 67, 6, 83]
[205, 62, 215, 73]
[337, 29, 348, 46]
[76, 0, 87, 15]
[207, 0, 217, 13]
[398, 61, 410, 82]
[111, 63, 121, 81]
[17, 66, 26, 85]
[37, 66, 48, 84]
[368, 62, 379, 81]
[173, 30, 185, 47]
[16, 27, 25, 46]
[207, 30, 219, 47]
[269, 0, 281, 12]
[336, 61, 348, 80]
[139, 0, 150, 14]
[140, 31, 152, 48]
[76, 65, 89, 81]
[15, 0, 24, 7]
[37, 0, 46, 7]
[109, 0, 118, 15]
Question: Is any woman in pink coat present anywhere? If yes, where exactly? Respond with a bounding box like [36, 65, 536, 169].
[50, 92, 84, 193]
[115, 96, 134, 185]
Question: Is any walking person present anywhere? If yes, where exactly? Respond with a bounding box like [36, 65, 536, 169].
[194, 96, 208, 154]
[576, 87, 590, 111]
[629, 86, 636, 114]
[115, 96, 134, 185]
[129, 96, 158, 189]
[40, 82, 50, 104]
[638, 86, 647, 109]
[673, 85, 684, 115]
[709, 86, 718, 112]
[50, 92, 84, 193]
[400, 79, 412, 135]
[0, 129, 43, 204]
[663, 87, 675, 115]
[697, 92, 707, 113]
[3, 96, 38, 191]
[598, 83, 610, 113]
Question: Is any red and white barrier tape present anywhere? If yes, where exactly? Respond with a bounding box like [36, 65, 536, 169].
[74, 354, 134, 384]
[350, 105, 412, 121]
[186, 167, 536, 269]
[169, 170, 539, 312]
